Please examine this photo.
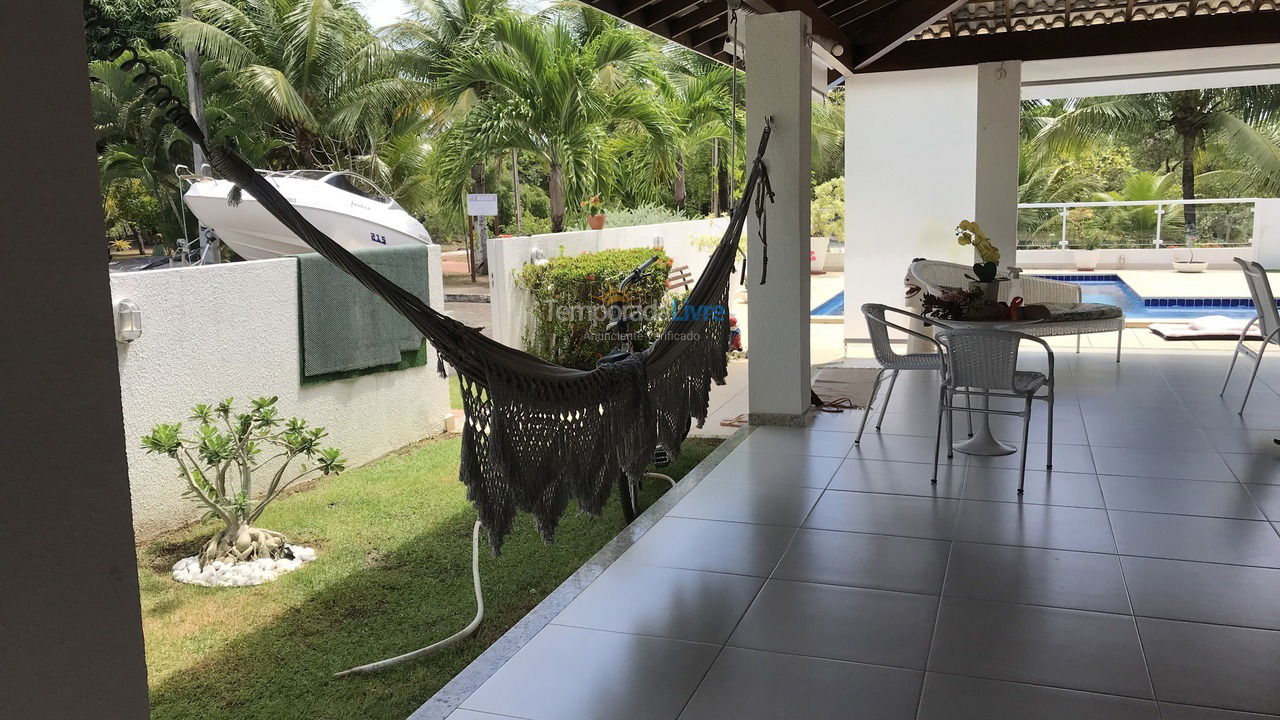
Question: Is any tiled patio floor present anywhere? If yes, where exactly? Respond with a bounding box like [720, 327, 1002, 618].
[436, 349, 1280, 719]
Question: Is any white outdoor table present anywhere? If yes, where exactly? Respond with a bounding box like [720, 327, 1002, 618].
[936, 317, 1042, 456]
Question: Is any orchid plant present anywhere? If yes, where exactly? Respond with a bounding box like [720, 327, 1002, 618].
[956, 220, 1001, 282]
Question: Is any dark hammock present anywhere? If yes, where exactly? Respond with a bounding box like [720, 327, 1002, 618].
[85, 6, 772, 550]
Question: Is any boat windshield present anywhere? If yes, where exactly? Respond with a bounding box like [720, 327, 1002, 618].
[323, 172, 391, 203]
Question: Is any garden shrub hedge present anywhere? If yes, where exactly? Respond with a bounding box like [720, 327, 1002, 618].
[516, 247, 671, 369]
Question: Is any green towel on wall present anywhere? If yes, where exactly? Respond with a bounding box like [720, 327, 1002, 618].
[298, 245, 429, 378]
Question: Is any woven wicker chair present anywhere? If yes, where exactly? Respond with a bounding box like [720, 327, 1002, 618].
[933, 327, 1056, 494]
[858, 304, 949, 444]
[907, 259, 1124, 362]
[1220, 257, 1280, 413]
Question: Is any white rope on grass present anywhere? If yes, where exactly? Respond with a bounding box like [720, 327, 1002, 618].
[334, 519, 484, 677]
[644, 472, 676, 489]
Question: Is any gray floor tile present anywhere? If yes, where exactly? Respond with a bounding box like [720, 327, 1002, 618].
[461, 625, 718, 720]
[1225, 452, 1280, 485]
[944, 542, 1129, 613]
[1246, 483, 1280, 521]
[1140, 618, 1280, 715]
[772, 528, 950, 594]
[928, 597, 1153, 699]
[1109, 510, 1280, 567]
[953, 500, 1117, 553]
[679, 648, 921, 720]
[552, 564, 763, 644]
[1122, 556, 1280, 631]
[1202, 428, 1280, 455]
[616, 516, 795, 577]
[963, 468, 1104, 507]
[1090, 446, 1236, 482]
[1160, 703, 1280, 719]
[736, 427, 856, 458]
[669, 479, 823, 527]
[847, 432, 962, 465]
[729, 579, 938, 669]
[704, 451, 841, 488]
[827, 458, 965, 497]
[917, 673, 1159, 720]
[1084, 424, 1215, 452]
[803, 490, 960, 540]
[964, 442, 1096, 474]
[1100, 475, 1265, 519]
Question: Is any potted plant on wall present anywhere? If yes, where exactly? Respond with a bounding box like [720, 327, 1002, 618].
[582, 195, 606, 230]
[142, 396, 345, 586]
[1073, 232, 1104, 271]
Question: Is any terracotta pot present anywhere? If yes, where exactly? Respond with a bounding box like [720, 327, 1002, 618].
[588, 214, 606, 230]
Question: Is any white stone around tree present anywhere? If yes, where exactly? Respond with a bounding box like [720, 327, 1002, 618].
[172, 545, 317, 587]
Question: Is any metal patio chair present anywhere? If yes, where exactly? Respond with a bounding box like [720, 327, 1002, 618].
[1220, 257, 1280, 413]
[858, 304, 949, 444]
[933, 328, 1056, 494]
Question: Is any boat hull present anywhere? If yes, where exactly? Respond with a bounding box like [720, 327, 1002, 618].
[184, 177, 432, 260]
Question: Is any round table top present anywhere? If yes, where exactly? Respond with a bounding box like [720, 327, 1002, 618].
[933, 317, 1042, 330]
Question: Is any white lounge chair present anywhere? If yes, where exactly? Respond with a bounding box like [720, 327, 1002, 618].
[907, 259, 1125, 362]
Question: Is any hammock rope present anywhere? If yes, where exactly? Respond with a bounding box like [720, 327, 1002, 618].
[86, 5, 773, 552]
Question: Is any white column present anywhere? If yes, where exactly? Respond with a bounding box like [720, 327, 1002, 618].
[975, 61, 1022, 264]
[746, 11, 813, 424]
[843, 62, 1022, 340]
[1, 2, 150, 717]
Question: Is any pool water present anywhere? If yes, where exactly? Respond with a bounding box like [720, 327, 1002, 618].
[1063, 277, 1258, 321]
[810, 277, 1261, 322]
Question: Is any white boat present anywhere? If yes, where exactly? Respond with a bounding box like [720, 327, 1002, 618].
[183, 169, 432, 260]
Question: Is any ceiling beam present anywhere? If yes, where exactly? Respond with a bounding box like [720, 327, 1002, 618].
[669, 3, 725, 36]
[861, 11, 1280, 73]
[758, 0, 853, 69]
[844, 0, 969, 68]
[633, 0, 704, 27]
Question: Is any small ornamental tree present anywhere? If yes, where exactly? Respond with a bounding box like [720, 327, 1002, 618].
[142, 397, 345, 567]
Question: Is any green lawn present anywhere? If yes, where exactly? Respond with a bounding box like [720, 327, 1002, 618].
[139, 434, 720, 720]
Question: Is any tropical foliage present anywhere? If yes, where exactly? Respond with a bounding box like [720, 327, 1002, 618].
[1020, 88, 1280, 248]
[86, 0, 849, 248]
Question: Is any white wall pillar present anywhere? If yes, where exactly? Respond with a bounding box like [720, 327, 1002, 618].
[1252, 199, 1280, 269]
[975, 61, 1022, 264]
[746, 11, 812, 423]
[844, 62, 1021, 340]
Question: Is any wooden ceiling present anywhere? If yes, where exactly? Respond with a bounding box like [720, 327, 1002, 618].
[584, 0, 1280, 74]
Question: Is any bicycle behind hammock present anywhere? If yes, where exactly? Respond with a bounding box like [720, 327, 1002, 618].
[596, 254, 677, 523]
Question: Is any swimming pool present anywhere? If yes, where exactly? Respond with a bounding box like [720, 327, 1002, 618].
[810, 275, 1264, 322]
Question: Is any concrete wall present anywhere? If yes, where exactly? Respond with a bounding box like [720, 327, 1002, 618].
[844, 63, 1021, 340]
[111, 250, 450, 537]
[487, 217, 731, 348]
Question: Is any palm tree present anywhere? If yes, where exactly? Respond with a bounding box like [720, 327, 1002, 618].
[650, 50, 734, 209]
[431, 5, 674, 231]
[1030, 88, 1280, 239]
[161, 0, 425, 168]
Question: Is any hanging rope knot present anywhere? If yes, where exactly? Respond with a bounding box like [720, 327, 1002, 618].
[753, 158, 775, 285]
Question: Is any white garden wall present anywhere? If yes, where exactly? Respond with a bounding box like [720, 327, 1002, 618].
[111, 248, 450, 537]
[487, 218, 731, 349]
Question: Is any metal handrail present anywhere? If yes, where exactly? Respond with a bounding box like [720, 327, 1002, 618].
[1017, 197, 1259, 249]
